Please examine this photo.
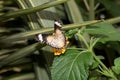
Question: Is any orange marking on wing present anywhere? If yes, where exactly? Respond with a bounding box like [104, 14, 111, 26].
[53, 48, 63, 55]
[52, 38, 69, 56]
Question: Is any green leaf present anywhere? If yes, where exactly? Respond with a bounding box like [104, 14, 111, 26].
[112, 66, 120, 75]
[65, 28, 78, 38]
[114, 57, 120, 66]
[0, 43, 43, 67]
[4, 73, 35, 80]
[97, 0, 120, 17]
[112, 57, 120, 74]
[51, 49, 93, 80]
[64, 0, 84, 23]
[85, 22, 120, 43]
[17, 0, 59, 29]
[0, 27, 10, 33]
[0, 49, 17, 56]
[89, 77, 97, 80]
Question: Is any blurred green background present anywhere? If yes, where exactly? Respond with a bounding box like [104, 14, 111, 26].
[0, 0, 120, 80]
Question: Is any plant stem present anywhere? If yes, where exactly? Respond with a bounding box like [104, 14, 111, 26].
[106, 16, 120, 24]
[76, 33, 89, 49]
[76, 34, 108, 72]
[0, 20, 101, 42]
[2, 15, 120, 42]
[88, 38, 118, 80]
[78, 34, 118, 80]
[90, 50, 109, 71]
[1, 15, 120, 42]
[0, 0, 68, 21]
[89, 0, 95, 20]
[77, 34, 110, 76]
[90, 50, 118, 80]
[83, 0, 89, 11]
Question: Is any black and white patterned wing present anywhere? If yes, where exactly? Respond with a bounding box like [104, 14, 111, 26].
[36, 33, 66, 49]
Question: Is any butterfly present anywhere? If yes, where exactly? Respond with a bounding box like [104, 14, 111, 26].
[36, 20, 69, 55]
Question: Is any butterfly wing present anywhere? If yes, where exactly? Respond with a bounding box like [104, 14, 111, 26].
[46, 33, 66, 48]
[36, 33, 66, 49]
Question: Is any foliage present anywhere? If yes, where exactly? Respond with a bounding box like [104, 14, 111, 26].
[52, 50, 93, 80]
[112, 57, 120, 75]
[85, 22, 120, 43]
[0, 0, 120, 80]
